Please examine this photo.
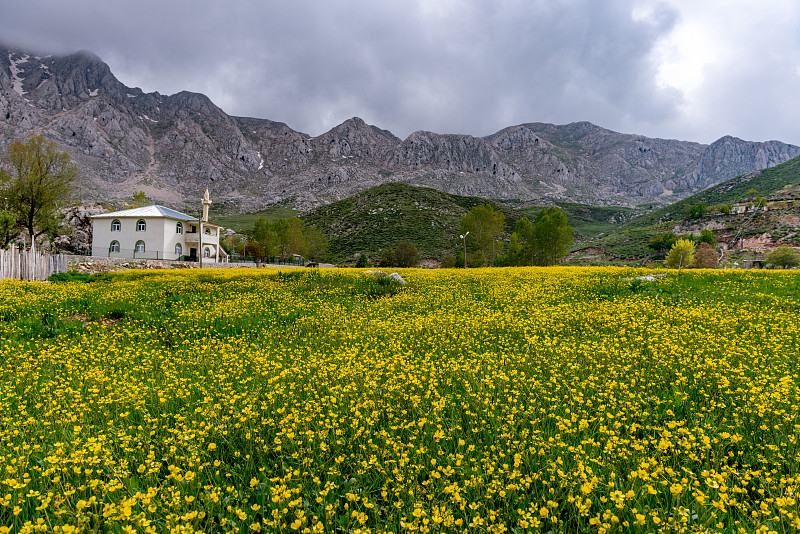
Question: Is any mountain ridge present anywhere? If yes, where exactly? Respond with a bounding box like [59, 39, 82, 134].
[2, 44, 799, 212]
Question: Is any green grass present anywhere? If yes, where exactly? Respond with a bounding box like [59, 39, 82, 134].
[2, 268, 800, 532]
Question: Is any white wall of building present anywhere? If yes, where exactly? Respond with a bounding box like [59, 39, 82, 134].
[92, 216, 224, 262]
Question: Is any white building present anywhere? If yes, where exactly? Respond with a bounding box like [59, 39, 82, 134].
[90, 190, 228, 263]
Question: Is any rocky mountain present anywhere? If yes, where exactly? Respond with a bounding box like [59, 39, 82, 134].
[2, 44, 799, 212]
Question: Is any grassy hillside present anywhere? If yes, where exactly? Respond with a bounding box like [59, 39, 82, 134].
[301, 182, 515, 262]
[515, 202, 641, 241]
[596, 155, 800, 258]
[214, 205, 300, 233]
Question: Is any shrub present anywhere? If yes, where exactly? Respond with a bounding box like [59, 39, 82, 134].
[467, 250, 487, 268]
[378, 248, 396, 267]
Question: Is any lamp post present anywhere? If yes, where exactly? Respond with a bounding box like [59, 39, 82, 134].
[459, 231, 469, 268]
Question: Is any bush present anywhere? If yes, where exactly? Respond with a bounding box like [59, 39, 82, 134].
[765, 245, 800, 268]
[440, 254, 456, 268]
[378, 249, 396, 267]
[48, 272, 115, 283]
[355, 255, 368, 268]
[467, 250, 487, 268]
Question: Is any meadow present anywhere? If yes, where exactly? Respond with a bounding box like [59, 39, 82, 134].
[0, 267, 799, 533]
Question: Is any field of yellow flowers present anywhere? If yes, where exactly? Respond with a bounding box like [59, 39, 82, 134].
[1, 267, 799, 534]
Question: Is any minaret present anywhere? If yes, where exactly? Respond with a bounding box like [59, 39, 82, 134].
[202, 188, 211, 222]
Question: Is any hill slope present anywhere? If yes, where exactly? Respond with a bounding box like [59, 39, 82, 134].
[595, 155, 800, 258]
[302, 182, 515, 262]
[2, 44, 799, 213]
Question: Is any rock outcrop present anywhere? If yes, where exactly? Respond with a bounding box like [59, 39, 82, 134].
[2, 44, 799, 212]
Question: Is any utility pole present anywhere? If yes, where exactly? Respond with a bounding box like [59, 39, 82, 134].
[460, 231, 469, 268]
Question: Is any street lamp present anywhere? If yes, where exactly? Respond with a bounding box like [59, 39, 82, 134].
[459, 231, 469, 268]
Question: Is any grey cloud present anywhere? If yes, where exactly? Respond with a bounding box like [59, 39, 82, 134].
[0, 0, 797, 145]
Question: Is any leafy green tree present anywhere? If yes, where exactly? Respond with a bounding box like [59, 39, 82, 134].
[273, 219, 292, 257]
[0, 209, 17, 248]
[513, 217, 536, 266]
[303, 225, 329, 262]
[693, 242, 718, 268]
[286, 217, 308, 257]
[1, 134, 77, 244]
[648, 232, 677, 254]
[665, 238, 695, 269]
[253, 217, 279, 257]
[765, 245, 800, 268]
[699, 229, 716, 246]
[684, 203, 706, 219]
[379, 248, 396, 267]
[460, 204, 505, 265]
[467, 250, 487, 268]
[355, 254, 368, 268]
[530, 207, 573, 266]
[394, 240, 420, 267]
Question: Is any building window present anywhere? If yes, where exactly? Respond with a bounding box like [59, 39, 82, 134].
[110, 240, 120, 252]
[176, 222, 183, 234]
[111, 219, 121, 232]
[204, 246, 211, 258]
[175, 243, 182, 256]
[135, 240, 145, 253]
[204, 227, 212, 235]
[136, 219, 146, 231]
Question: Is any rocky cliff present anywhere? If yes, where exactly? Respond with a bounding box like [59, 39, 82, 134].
[2, 44, 799, 212]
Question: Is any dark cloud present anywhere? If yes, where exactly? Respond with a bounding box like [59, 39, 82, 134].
[1, 0, 798, 145]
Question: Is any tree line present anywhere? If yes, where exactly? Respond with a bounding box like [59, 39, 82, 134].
[230, 217, 329, 262]
[441, 204, 574, 267]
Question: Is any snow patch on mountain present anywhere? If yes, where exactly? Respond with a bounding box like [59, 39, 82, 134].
[8, 53, 29, 97]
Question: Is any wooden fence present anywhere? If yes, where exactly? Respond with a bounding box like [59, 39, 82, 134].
[0, 248, 68, 281]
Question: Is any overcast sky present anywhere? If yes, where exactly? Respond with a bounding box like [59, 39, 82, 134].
[1, 0, 799, 145]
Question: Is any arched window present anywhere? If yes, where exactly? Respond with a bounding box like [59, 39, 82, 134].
[111, 219, 121, 232]
[135, 240, 145, 253]
[175, 243, 182, 256]
[110, 240, 120, 252]
[176, 222, 183, 234]
[136, 219, 146, 231]
[204, 227, 212, 235]
[203, 246, 211, 258]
